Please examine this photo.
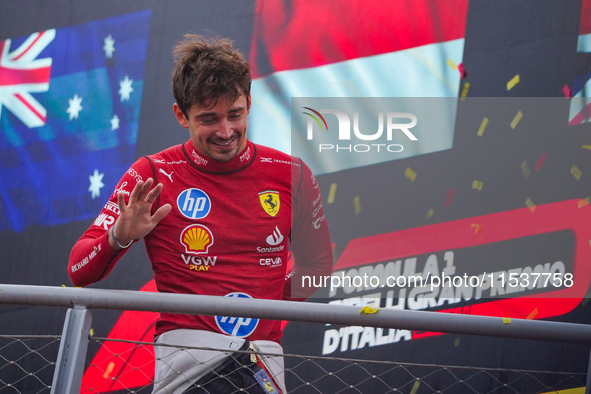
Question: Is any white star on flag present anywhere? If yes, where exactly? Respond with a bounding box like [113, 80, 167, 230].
[88, 169, 105, 199]
[103, 35, 115, 59]
[67, 94, 83, 120]
[110, 114, 120, 130]
[118, 76, 133, 102]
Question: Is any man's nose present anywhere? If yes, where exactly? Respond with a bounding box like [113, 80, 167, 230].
[217, 118, 233, 139]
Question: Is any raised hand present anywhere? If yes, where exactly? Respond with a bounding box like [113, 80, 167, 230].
[109, 178, 172, 251]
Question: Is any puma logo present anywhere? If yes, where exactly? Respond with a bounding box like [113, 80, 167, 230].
[159, 168, 173, 182]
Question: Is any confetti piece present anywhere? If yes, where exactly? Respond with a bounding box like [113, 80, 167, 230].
[470, 224, 482, 234]
[571, 165, 582, 180]
[103, 361, 115, 379]
[327, 183, 337, 204]
[535, 153, 546, 171]
[353, 196, 361, 214]
[410, 381, 421, 394]
[360, 304, 380, 314]
[525, 198, 536, 213]
[90, 328, 94, 336]
[447, 58, 457, 70]
[510, 110, 523, 129]
[477, 117, 489, 137]
[472, 180, 483, 191]
[582, 145, 591, 150]
[454, 338, 461, 347]
[502, 317, 512, 324]
[61, 284, 66, 287]
[562, 84, 572, 98]
[460, 82, 470, 101]
[405, 167, 417, 181]
[444, 188, 455, 207]
[578, 198, 590, 208]
[426, 208, 434, 219]
[458, 63, 466, 79]
[521, 160, 530, 178]
[506, 74, 520, 91]
[526, 308, 538, 320]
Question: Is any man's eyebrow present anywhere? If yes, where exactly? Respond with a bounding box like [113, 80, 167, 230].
[194, 106, 246, 119]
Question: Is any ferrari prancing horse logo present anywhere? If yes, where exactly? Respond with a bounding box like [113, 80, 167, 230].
[259, 191, 280, 217]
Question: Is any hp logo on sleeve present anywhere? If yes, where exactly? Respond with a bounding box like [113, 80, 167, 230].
[215, 293, 259, 338]
[177, 188, 211, 219]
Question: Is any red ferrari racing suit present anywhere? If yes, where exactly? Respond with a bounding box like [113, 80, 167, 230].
[68, 139, 333, 343]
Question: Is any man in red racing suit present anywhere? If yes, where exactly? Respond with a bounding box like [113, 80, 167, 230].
[68, 34, 333, 393]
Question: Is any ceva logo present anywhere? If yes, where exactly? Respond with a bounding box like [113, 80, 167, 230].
[302, 106, 418, 153]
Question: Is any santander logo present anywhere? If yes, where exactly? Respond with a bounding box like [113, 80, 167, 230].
[266, 226, 284, 246]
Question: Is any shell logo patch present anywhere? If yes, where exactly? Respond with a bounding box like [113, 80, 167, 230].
[259, 191, 280, 217]
[180, 224, 214, 255]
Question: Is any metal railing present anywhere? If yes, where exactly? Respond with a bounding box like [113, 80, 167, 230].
[0, 284, 590, 393]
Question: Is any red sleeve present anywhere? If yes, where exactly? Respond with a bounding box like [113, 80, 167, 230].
[67, 159, 154, 287]
[284, 159, 333, 301]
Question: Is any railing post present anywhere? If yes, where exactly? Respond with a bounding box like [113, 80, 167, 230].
[50, 305, 92, 394]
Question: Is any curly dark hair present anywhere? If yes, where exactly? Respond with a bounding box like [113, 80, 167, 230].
[171, 34, 252, 116]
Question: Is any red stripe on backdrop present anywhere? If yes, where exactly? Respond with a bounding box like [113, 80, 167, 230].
[581, 0, 591, 35]
[249, 0, 469, 78]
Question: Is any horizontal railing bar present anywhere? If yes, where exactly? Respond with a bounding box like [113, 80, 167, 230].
[1, 284, 590, 344]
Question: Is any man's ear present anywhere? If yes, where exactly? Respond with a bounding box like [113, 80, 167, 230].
[173, 103, 188, 128]
[247, 94, 251, 114]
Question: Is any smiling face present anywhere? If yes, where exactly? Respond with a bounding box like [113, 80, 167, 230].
[174, 94, 250, 162]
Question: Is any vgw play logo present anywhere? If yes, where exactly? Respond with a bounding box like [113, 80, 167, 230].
[302, 106, 418, 153]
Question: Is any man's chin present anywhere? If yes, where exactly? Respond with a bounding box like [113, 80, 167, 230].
[209, 149, 238, 162]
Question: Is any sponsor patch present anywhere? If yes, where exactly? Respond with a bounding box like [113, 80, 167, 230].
[259, 191, 280, 217]
[215, 292, 259, 338]
[177, 188, 211, 219]
[180, 224, 214, 255]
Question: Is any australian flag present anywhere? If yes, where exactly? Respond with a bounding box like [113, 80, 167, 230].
[0, 10, 151, 232]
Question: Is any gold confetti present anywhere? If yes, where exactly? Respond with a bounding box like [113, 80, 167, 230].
[103, 361, 116, 379]
[472, 180, 483, 191]
[526, 308, 538, 320]
[521, 161, 530, 178]
[327, 183, 337, 204]
[460, 82, 470, 101]
[502, 317, 512, 324]
[454, 338, 461, 347]
[470, 224, 483, 234]
[578, 198, 590, 208]
[510, 110, 523, 129]
[525, 197, 536, 213]
[405, 167, 417, 182]
[447, 58, 457, 70]
[360, 304, 379, 314]
[571, 165, 582, 181]
[410, 381, 421, 394]
[90, 328, 94, 336]
[582, 145, 591, 150]
[477, 117, 489, 137]
[353, 196, 361, 214]
[507, 74, 520, 90]
[426, 208, 434, 219]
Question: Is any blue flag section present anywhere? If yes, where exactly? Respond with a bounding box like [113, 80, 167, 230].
[0, 10, 151, 232]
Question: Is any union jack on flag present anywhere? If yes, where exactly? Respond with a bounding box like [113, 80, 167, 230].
[0, 29, 55, 128]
